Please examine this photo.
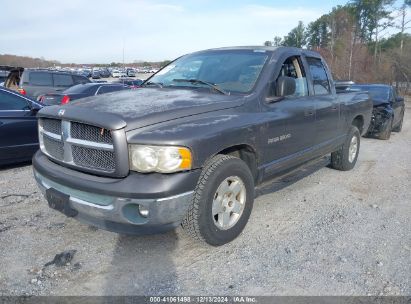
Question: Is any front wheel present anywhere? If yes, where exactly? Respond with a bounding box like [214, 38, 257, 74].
[330, 125, 360, 171]
[378, 116, 393, 140]
[182, 154, 254, 246]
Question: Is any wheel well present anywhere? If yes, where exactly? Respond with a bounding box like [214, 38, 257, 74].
[218, 145, 258, 182]
[352, 115, 364, 133]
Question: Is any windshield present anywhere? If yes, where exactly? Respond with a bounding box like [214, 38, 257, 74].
[148, 50, 269, 94]
[350, 85, 390, 101]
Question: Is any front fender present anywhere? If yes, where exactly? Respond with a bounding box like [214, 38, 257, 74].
[126, 110, 262, 169]
[368, 106, 394, 135]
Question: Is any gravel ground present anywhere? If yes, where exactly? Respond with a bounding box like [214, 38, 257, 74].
[0, 100, 410, 296]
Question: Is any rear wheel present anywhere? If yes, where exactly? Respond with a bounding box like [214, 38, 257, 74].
[378, 116, 393, 140]
[392, 111, 404, 132]
[330, 125, 360, 171]
[182, 154, 254, 246]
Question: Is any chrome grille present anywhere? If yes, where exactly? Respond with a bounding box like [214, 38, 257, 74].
[71, 122, 113, 144]
[41, 118, 61, 135]
[42, 135, 64, 160]
[72, 146, 115, 171]
[39, 118, 117, 174]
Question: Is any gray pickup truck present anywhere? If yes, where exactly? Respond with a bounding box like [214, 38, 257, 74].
[33, 47, 372, 246]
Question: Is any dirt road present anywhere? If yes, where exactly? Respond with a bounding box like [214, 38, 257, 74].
[0, 101, 410, 296]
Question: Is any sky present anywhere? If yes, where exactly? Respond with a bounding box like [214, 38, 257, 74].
[0, 0, 409, 63]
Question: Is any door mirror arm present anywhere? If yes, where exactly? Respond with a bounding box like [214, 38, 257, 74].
[30, 102, 42, 112]
[265, 96, 284, 104]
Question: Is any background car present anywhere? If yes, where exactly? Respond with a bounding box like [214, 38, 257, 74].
[126, 68, 136, 77]
[114, 78, 143, 88]
[111, 70, 121, 78]
[91, 70, 101, 79]
[0, 69, 9, 84]
[76, 70, 91, 78]
[99, 68, 110, 78]
[0, 87, 42, 165]
[4, 69, 90, 100]
[38, 83, 130, 105]
[350, 84, 405, 139]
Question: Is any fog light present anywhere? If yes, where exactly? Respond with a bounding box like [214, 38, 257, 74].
[138, 205, 149, 218]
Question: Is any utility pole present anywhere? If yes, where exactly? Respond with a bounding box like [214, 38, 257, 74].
[122, 38, 125, 69]
[399, 3, 409, 55]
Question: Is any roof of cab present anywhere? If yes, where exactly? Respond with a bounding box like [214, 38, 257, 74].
[192, 46, 323, 59]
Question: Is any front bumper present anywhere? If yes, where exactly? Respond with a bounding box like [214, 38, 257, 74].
[33, 151, 200, 234]
[366, 106, 393, 136]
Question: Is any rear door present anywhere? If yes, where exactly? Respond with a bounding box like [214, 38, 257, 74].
[0, 90, 38, 164]
[304, 57, 341, 146]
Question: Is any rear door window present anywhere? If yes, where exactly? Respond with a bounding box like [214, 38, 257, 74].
[306, 57, 331, 95]
[0, 90, 30, 110]
[29, 72, 53, 86]
[53, 74, 74, 87]
[97, 85, 125, 94]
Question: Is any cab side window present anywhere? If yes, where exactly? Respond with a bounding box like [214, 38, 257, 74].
[273, 56, 309, 97]
[306, 57, 330, 95]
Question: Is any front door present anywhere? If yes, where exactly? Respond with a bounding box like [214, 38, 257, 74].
[0, 90, 38, 164]
[260, 56, 316, 178]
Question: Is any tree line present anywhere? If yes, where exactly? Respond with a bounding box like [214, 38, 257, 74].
[0, 54, 169, 70]
[264, 0, 411, 93]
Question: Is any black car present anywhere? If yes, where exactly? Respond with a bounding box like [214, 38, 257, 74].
[0, 87, 42, 165]
[39, 83, 130, 105]
[91, 70, 101, 79]
[350, 84, 405, 139]
[99, 69, 110, 78]
[4, 69, 90, 100]
[114, 78, 143, 88]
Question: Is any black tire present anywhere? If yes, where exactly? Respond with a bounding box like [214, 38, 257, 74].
[392, 111, 404, 132]
[330, 125, 360, 171]
[378, 116, 393, 140]
[181, 154, 254, 246]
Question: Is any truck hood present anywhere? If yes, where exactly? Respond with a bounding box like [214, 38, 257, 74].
[371, 98, 390, 107]
[37, 88, 243, 131]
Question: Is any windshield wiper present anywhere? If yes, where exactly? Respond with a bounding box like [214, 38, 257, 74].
[172, 79, 229, 95]
[142, 81, 163, 88]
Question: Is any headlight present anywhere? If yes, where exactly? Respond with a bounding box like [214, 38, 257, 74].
[129, 145, 192, 173]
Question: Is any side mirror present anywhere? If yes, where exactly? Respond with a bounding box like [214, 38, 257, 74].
[265, 76, 297, 103]
[276, 76, 296, 97]
[396, 96, 404, 102]
[30, 101, 42, 112]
